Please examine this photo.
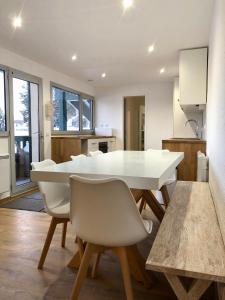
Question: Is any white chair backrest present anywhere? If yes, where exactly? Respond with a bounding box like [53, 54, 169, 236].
[89, 150, 103, 157]
[70, 175, 149, 247]
[31, 160, 69, 212]
[71, 154, 86, 161]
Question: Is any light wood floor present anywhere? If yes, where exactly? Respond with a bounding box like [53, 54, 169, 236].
[0, 208, 217, 300]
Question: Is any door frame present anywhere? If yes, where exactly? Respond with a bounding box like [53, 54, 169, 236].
[123, 96, 146, 151]
[8, 68, 43, 195]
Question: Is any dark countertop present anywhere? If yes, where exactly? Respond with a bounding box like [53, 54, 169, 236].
[163, 138, 206, 144]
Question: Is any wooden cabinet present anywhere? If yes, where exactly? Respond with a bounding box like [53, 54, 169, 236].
[51, 136, 116, 163]
[179, 48, 207, 110]
[51, 137, 81, 163]
[162, 139, 206, 181]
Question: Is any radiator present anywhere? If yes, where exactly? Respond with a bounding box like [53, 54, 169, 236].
[0, 154, 10, 194]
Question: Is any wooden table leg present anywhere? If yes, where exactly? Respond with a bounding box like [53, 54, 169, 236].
[165, 273, 212, 300]
[160, 185, 170, 208]
[130, 189, 143, 203]
[142, 190, 165, 222]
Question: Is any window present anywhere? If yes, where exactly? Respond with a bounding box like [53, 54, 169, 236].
[52, 84, 94, 133]
[82, 98, 93, 130]
[0, 69, 6, 132]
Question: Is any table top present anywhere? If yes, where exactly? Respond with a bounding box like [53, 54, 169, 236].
[31, 150, 184, 190]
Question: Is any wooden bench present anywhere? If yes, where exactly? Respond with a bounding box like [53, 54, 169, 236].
[146, 181, 225, 300]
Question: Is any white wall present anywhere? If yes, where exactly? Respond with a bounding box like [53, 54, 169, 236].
[0, 46, 94, 158]
[173, 78, 205, 139]
[207, 0, 225, 241]
[95, 82, 173, 150]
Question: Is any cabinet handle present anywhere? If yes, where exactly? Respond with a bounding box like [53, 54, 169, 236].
[91, 142, 97, 145]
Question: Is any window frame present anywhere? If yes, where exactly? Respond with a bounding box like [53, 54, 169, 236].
[50, 82, 94, 135]
[0, 65, 10, 137]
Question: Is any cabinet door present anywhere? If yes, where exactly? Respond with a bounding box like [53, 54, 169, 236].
[51, 138, 62, 163]
[108, 139, 116, 152]
[179, 48, 207, 106]
[61, 138, 81, 162]
[52, 138, 81, 163]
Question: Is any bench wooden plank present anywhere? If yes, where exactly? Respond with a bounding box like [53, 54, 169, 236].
[146, 181, 225, 283]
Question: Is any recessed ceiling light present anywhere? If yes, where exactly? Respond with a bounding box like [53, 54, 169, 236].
[72, 54, 77, 61]
[160, 68, 165, 74]
[101, 73, 106, 78]
[148, 45, 155, 53]
[122, 0, 133, 10]
[12, 16, 22, 28]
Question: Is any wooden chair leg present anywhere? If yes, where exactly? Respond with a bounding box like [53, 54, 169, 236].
[70, 243, 96, 300]
[77, 237, 85, 260]
[127, 245, 155, 288]
[38, 217, 57, 269]
[115, 247, 134, 300]
[91, 252, 101, 279]
[61, 221, 68, 248]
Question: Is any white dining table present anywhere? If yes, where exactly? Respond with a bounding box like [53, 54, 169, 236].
[31, 150, 184, 277]
[31, 150, 184, 221]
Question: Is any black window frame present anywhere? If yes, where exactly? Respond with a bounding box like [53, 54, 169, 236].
[51, 82, 94, 135]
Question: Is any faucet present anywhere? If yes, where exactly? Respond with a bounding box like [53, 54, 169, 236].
[185, 119, 201, 139]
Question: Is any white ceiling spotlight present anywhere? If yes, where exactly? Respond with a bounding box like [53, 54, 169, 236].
[12, 16, 22, 28]
[148, 44, 155, 53]
[101, 73, 106, 78]
[72, 54, 77, 61]
[160, 67, 165, 74]
[122, 0, 133, 10]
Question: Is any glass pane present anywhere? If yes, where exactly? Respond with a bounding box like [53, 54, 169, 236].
[82, 98, 92, 130]
[0, 70, 6, 132]
[13, 78, 31, 186]
[52, 86, 80, 131]
[65, 91, 80, 131]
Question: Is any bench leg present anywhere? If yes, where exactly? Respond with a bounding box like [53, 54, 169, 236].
[165, 273, 212, 300]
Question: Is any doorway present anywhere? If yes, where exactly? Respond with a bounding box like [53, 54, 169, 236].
[124, 96, 145, 150]
[9, 70, 42, 194]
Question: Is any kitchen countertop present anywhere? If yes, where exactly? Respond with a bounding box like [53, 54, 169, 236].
[51, 135, 115, 139]
[163, 138, 206, 144]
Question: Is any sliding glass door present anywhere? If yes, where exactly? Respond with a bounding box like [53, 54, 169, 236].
[9, 70, 42, 194]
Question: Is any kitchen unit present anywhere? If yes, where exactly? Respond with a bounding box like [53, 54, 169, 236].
[179, 47, 208, 111]
[51, 135, 116, 163]
[162, 138, 206, 181]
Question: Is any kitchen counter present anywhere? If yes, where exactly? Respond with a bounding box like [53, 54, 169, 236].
[51, 135, 115, 139]
[163, 138, 206, 144]
[162, 138, 206, 181]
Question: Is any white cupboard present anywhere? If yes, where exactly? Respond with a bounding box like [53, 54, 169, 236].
[179, 48, 208, 110]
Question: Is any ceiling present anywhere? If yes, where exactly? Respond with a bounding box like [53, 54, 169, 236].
[0, 0, 214, 87]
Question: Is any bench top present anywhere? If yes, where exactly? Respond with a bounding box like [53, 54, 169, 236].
[146, 181, 225, 283]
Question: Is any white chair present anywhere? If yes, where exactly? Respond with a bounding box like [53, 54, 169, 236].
[88, 150, 103, 157]
[69, 175, 153, 300]
[71, 154, 87, 161]
[31, 159, 70, 269]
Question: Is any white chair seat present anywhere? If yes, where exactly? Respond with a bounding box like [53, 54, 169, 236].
[143, 219, 153, 234]
[49, 202, 70, 218]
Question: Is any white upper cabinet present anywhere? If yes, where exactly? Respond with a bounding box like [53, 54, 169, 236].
[179, 48, 208, 109]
